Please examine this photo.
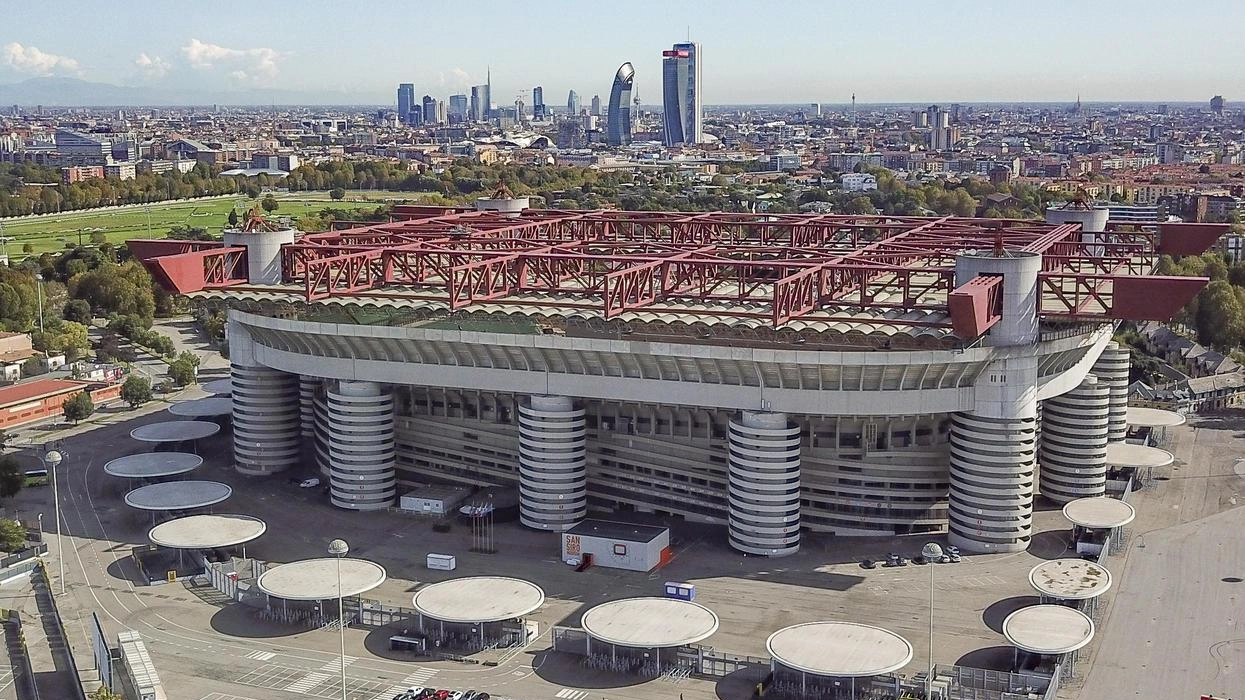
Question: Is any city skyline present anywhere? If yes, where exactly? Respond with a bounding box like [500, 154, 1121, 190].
[2, 0, 1244, 105]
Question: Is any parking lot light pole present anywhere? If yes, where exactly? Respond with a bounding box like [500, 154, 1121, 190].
[922, 542, 944, 699]
[42, 450, 64, 594]
[328, 538, 349, 700]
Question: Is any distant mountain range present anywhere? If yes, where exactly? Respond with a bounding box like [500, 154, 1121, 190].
[0, 77, 386, 107]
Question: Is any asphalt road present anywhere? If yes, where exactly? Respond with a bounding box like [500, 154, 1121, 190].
[1071, 415, 1245, 699]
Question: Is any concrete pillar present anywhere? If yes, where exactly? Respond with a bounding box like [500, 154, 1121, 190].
[517, 395, 587, 531]
[727, 411, 801, 557]
[949, 251, 1042, 553]
[228, 317, 300, 476]
[1092, 342, 1130, 442]
[326, 380, 396, 511]
[1039, 375, 1110, 503]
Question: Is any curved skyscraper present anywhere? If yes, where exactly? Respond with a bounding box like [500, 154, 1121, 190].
[662, 42, 702, 146]
[607, 62, 635, 146]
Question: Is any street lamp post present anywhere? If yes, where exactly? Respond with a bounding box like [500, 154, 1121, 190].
[42, 450, 64, 594]
[328, 538, 349, 700]
[922, 542, 944, 699]
[34, 274, 44, 333]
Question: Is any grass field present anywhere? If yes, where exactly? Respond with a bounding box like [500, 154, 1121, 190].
[0, 190, 434, 255]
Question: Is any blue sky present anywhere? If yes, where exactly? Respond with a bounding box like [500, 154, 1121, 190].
[1, 0, 1240, 104]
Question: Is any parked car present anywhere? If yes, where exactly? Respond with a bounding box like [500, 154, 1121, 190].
[884, 552, 908, 567]
[299, 477, 321, 488]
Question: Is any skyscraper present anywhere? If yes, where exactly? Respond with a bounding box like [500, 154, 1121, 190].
[397, 83, 415, 124]
[590, 95, 602, 117]
[422, 95, 438, 125]
[661, 42, 702, 146]
[470, 85, 488, 122]
[607, 62, 635, 147]
[567, 90, 580, 116]
[533, 86, 545, 119]
[448, 94, 468, 119]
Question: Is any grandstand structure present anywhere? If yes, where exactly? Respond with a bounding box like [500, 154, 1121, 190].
[130, 204, 1222, 555]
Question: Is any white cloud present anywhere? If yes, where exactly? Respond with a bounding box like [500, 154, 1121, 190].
[180, 38, 283, 82]
[2, 42, 80, 76]
[134, 52, 170, 79]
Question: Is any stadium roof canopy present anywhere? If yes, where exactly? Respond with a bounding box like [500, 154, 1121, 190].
[129, 208, 1224, 341]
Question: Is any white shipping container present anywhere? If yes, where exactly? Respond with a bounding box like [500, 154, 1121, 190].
[426, 553, 456, 570]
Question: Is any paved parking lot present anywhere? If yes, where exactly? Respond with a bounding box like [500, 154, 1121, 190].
[6, 364, 1237, 700]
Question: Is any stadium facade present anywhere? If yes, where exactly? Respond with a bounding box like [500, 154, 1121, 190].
[130, 204, 1222, 556]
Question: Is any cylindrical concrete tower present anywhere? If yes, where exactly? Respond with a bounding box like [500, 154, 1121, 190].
[1092, 342, 1130, 442]
[517, 395, 587, 531]
[947, 412, 1037, 552]
[298, 376, 320, 438]
[950, 251, 1043, 553]
[325, 381, 396, 511]
[223, 227, 298, 285]
[1039, 375, 1110, 503]
[231, 364, 301, 475]
[727, 411, 802, 557]
[955, 251, 1043, 346]
[1046, 205, 1110, 257]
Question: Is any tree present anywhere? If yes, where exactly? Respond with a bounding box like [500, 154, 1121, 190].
[168, 357, 197, 387]
[1195, 280, 1245, 349]
[20, 357, 44, 378]
[227, 208, 239, 228]
[88, 688, 124, 700]
[120, 376, 153, 408]
[329, 187, 346, 201]
[0, 457, 20, 499]
[62, 390, 94, 424]
[0, 519, 23, 553]
[261, 195, 279, 213]
[62, 298, 91, 324]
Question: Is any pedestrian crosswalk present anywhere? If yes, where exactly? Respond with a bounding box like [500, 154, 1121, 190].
[243, 650, 275, 662]
[373, 668, 438, 699]
[555, 689, 589, 700]
[284, 672, 333, 694]
[319, 655, 358, 672]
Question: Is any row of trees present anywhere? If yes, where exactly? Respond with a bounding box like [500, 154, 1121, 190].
[0, 162, 250, 217]
[1153, 253, 1245, 351]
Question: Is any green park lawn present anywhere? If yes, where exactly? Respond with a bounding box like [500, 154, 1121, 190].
[0, 190, 432, 256]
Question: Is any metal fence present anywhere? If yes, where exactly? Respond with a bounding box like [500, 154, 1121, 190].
[551, 626, 588, 656]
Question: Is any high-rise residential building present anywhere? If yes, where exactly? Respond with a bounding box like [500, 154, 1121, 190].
[661, 41, 702, 146]
[448, 94, 468, 118]
[590, 95, 602, 116]
[397, 83, 415, 124]
[607, 62, 635, 147]
[567, 90, 580, 115]
[533, 86, 545, 119]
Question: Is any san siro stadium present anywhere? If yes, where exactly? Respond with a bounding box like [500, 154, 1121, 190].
[130, 199, 1222, 556]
